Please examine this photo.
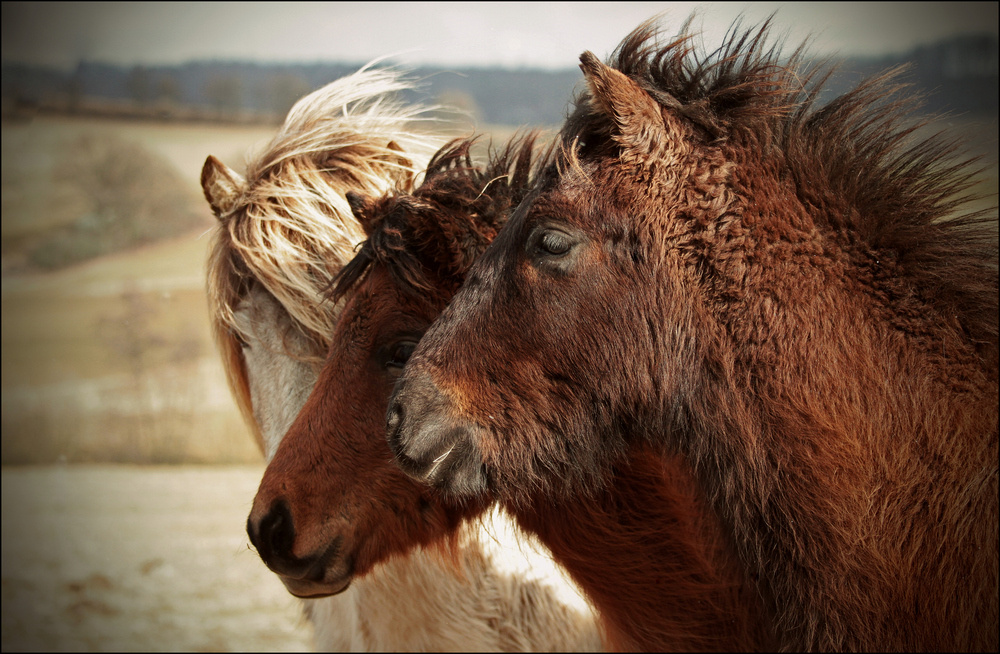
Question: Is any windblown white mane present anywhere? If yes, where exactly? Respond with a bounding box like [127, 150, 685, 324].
[205, 65, 444, 451]
[203, 65, 602, 651]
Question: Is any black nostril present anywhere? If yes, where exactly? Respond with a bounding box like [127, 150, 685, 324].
[246, 515, 258, 549]
[249, 499, 295, 565]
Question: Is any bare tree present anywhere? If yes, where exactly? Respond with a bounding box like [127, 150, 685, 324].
[155, 75, 182, 107]
[261, 72, 312, 117]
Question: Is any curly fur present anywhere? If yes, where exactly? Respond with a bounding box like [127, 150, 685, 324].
[389, 17, 998, 651]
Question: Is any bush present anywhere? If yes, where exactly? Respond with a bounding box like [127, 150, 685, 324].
[28, 134, 207, 270]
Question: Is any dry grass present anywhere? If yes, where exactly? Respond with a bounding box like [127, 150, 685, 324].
[1, 116, 281, 464]
[1, 230, 263, 465]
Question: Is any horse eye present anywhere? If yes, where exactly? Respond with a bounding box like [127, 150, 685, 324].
[538, 230, 573, 256]
[230, 328, 251, 350]
[386, 341, 417, 370]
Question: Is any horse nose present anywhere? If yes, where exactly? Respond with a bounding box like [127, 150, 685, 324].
[247, 498, 298, 574]
[386, 383, 436, 477]
[387, 375, 488, 496]
[247, 491, 353, 598]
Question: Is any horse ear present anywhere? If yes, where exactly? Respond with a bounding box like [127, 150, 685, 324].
[578, 51, 683, 163]
[345, 191, 370, 224]
[201, 155, 246, 220]
[383, 140, 415, 190]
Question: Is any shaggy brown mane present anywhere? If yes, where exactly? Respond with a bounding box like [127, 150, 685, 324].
[558, 16, 997, 360]
[328, 134, 551, 304]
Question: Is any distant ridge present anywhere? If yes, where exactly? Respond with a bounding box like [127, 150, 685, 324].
[2, 33, 996, 126]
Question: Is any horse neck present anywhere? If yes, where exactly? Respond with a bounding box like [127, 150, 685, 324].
[235, 288, 322, 458]
[515, 444, 774, 651]
[683, 257, 999, 650]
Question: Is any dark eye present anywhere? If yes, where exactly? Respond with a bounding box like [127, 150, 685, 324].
[230, 327, 251, 350]
[385, 341, 416, 371]
[575, 126, 604, 157]
[538, 230, 573, 256]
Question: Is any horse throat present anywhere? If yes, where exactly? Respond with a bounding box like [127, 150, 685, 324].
[512, 444, 775, 651]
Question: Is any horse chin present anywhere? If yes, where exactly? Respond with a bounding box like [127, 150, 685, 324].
[279, 573, 352, 599]
[274, 543, 356, 599]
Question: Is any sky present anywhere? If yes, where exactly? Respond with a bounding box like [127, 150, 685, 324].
[2, 2, 998, 72]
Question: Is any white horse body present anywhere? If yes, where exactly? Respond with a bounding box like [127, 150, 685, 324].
[206, 67, 601, 651]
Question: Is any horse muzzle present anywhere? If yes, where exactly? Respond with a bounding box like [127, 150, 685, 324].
[386, 373, 489, 498]
[246, 498, 354, 598]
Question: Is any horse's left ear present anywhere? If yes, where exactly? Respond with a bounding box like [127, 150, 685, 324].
[579, 51, 684, 164]
[345, 191, 371, 225]
[201, 155, 246, 220]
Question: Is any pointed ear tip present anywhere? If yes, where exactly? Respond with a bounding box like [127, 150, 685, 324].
[345, 190, 368, 212]
[201, 155, 231, 186]
[579, 51, 600, 67]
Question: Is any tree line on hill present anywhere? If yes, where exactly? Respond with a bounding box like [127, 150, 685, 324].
[1, 33, 995, 126]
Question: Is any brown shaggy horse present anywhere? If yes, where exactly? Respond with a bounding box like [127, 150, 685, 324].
[387, 19, 999, 651]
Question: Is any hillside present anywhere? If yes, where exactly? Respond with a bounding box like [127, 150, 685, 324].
[1, 118, 280, 464]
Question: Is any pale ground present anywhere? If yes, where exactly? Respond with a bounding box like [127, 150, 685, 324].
[1, 464, 316, 652]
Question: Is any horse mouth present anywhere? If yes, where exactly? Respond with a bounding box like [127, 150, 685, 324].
[274, 536, 354, 598]
[280, 574, 352, 598]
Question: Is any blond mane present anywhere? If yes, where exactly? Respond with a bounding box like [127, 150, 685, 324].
[205, 65, 447, 450]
